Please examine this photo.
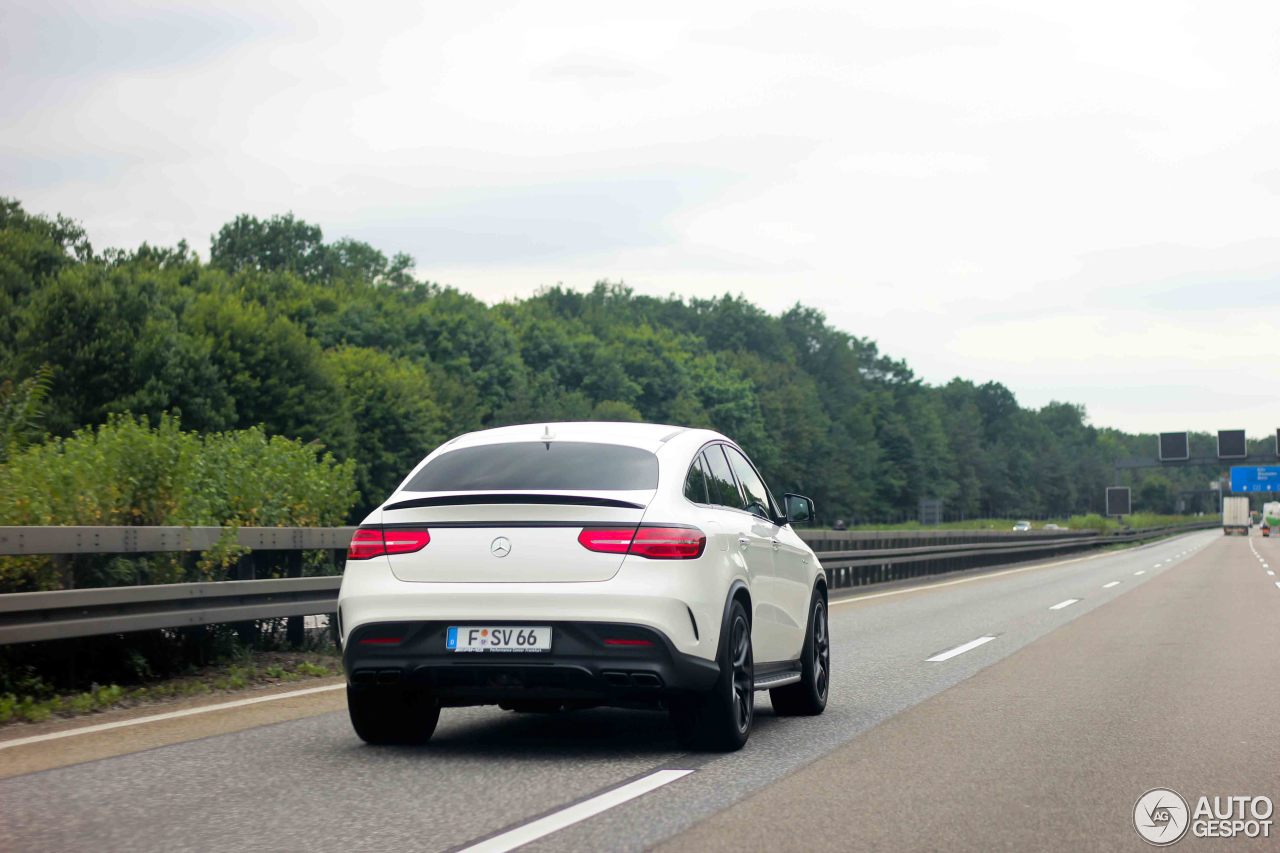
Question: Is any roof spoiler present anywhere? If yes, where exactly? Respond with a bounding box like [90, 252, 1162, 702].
[383, 494, 646, 512]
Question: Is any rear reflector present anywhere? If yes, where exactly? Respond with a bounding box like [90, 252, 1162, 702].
[603, 638, 654, 647]
[358, 637, 403, 646]
[347, 528, 430, 560]
[578, 526, 706, 560]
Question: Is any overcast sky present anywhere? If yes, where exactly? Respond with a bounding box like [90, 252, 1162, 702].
[4, 0, 1279, 437]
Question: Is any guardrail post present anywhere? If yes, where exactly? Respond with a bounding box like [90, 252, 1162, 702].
[234, 552, 256, 646]
[285, 551, 304, 649]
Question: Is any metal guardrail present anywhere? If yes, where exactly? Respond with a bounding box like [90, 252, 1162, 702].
[0, 522, 1217, 645]
[814, 523, 1216, 588]
[0, 576, 340, 644]
[0, 526, 356, 555]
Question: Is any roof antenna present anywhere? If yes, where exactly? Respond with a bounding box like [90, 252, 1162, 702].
[542, 424, 555, 450]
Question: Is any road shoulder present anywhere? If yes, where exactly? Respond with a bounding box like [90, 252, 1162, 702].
[0, 677, 345, 779]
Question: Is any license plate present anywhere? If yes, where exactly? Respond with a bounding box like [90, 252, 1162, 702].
[446, 625, 552, 653]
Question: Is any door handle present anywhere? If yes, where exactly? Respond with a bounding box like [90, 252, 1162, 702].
[738, 536, 750, 550]
[770, 537, 781, 551]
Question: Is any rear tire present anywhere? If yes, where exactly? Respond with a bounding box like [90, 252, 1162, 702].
[771, 588, 830, 716]
[347, 685, 440, 745]
[670, 599, 753, 752]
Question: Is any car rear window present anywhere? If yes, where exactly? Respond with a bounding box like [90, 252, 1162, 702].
[403, 441, 659, 492]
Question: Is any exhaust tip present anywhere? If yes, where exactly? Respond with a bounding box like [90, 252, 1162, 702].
[630, 672, 662, 688]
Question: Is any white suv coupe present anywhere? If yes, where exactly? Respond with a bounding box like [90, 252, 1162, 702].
[337, 422, 828, 751]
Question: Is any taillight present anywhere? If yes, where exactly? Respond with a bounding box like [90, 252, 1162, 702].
[347, 529, 385, 560]
[576, 528, 635, 554]
[578, 526, 706, 560]
[383, 530, 431, 554]
[346, 528, 430, 560]
[631, 527, 706, 559]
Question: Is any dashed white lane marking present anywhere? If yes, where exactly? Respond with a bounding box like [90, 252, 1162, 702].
[1268, 571, 1275, 576]
[1049, 598, 1081, 611]
[457, 770, 695, 853]
[0, 683, 345, 751]
[1103, 581, 1121, 588]
[1135, 570, 1146, 576]
[1275, 582, 1280, 590]
[1153, 564, 1162, 568]
[926, 636, 998, 662]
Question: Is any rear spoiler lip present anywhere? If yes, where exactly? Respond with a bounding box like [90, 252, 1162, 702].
[370, 520, 695, 530]
[382, 493, 646, 512]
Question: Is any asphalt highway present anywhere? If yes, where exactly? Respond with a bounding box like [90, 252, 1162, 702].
[5, 530, 1275, 852]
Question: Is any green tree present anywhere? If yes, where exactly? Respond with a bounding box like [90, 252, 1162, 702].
[324, 346, 447, 512]
[210, 213, 328, 279]
[0, 366, 52, 463]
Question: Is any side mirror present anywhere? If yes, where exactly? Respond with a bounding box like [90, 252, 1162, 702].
[783, 493, 814, 526]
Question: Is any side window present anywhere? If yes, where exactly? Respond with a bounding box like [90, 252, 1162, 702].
[701, 446, 745, 510]
[724, 447, 776, 521]
[683, 455, 709, 504]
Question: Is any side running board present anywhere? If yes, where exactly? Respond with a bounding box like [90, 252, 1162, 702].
[753, 672, 802, 690]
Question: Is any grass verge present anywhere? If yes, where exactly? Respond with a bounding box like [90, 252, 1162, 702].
[0, 649, 340, 728]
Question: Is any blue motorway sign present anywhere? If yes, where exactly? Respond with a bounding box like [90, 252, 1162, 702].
[1230, 466, 1280, 493]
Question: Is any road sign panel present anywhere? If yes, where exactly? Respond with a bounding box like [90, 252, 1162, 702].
[1106, 486, 1131, 516]
[1217, 429, 1247, 459]
[1230, 466, 1280, 493]
[1158, 432, 1189, 461]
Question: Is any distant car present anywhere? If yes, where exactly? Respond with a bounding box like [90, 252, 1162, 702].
[1263, 524, 1272, 538]
[338, 422, 828, 752]
[1043, 523, 1061, 531]
[1012, 520, 1032, 532]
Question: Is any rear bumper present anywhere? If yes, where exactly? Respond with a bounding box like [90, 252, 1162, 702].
[343, 620, 720, 706]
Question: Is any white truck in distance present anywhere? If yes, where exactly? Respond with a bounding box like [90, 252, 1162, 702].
[1222, 496, 1250, 536]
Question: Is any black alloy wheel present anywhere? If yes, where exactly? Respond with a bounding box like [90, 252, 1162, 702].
[771, 588, 830, 716]
[729, 609, 754, 735]
[670, 598, 754, 751]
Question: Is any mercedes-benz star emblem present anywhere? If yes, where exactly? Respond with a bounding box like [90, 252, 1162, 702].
[490, 537, 512, 558]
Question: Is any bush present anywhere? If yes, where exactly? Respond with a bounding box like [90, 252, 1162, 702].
[1064, 513, 1202, 534]
[0, 413, 356, 592]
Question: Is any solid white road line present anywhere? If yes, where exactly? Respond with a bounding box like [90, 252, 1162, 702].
[1049, 598, 1080, 610]
[1103, 581, 1121, 588]
[0, 683, 345, 751]
[1135, 570, 1146, 575]
[457, 770, 694, 853]
[926, 636, 997, 662]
